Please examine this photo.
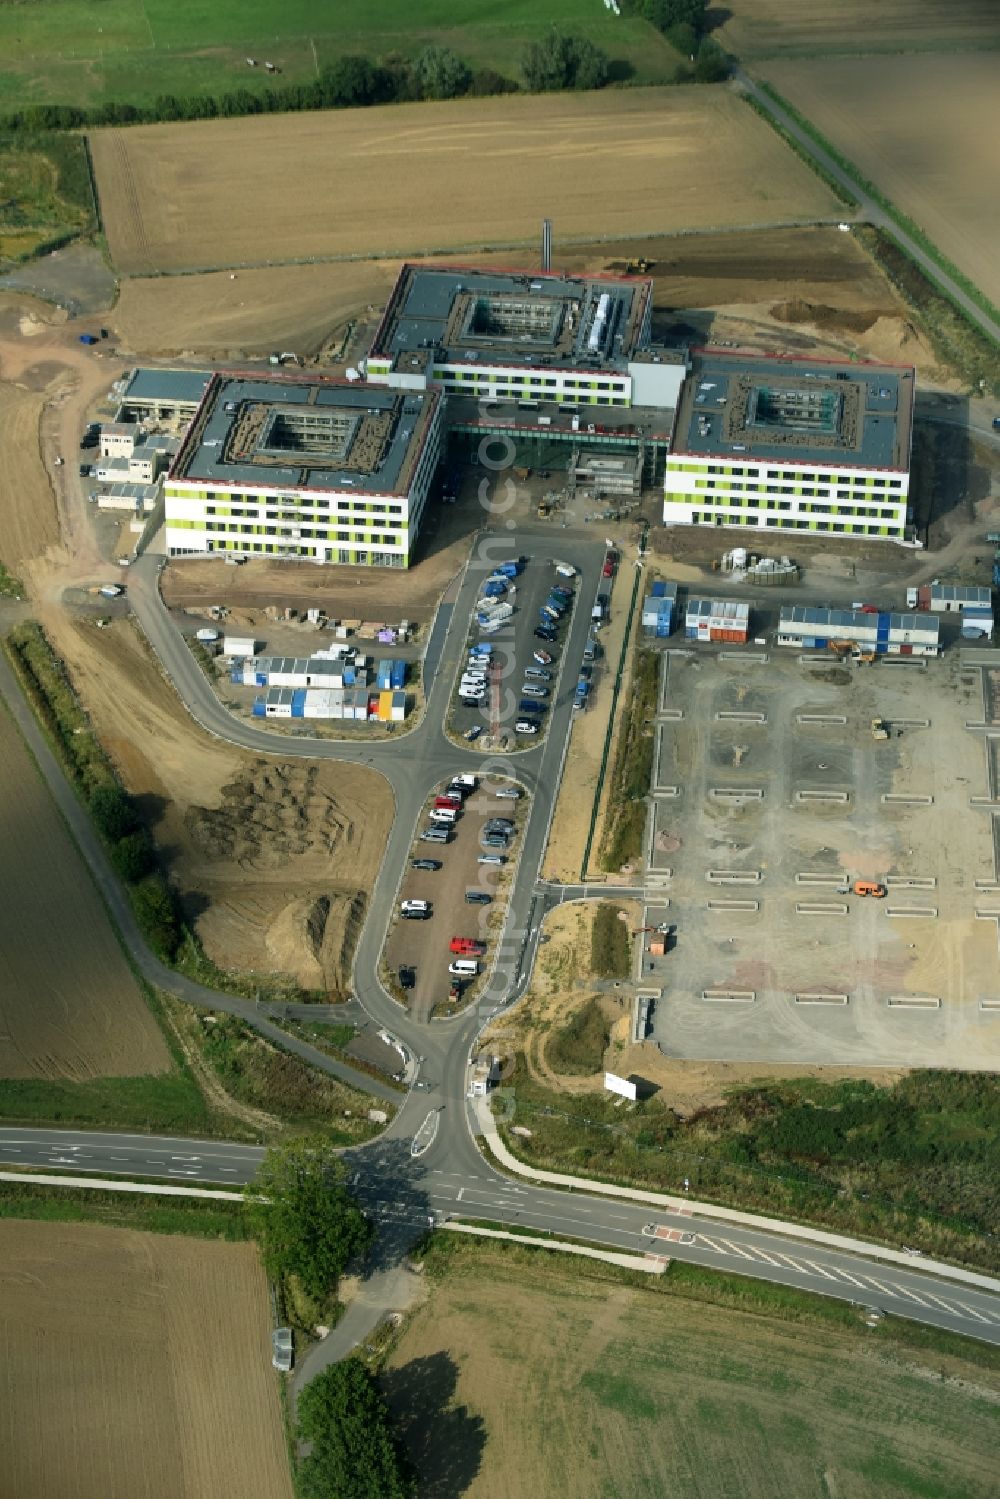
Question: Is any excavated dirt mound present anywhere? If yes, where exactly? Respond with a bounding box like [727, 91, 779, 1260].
[185, 761, 353, 869]
[263, 890, 365, 996]
[770, 298, 883, 335]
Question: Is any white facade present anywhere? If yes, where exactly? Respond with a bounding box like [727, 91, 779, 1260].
[100, 424, 137, 459]
[776, 606, 939, 655]
[366, 353, 636, 407]
[664, 452, 909, 541]
[165, 397, 443, 570]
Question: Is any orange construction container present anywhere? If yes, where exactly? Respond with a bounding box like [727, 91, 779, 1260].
[377, 690, 393, 721]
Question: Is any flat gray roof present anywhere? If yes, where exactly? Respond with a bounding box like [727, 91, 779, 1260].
[122, 368, 213, 407]
[446, 395, 674, 442]
[674, 352, 913, 472]
[371, 264, 652, 375]
[170, 374, 438, 496]
[780, 605, 937, 636]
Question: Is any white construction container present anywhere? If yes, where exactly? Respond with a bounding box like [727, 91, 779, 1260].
[223, 635, 257, 657]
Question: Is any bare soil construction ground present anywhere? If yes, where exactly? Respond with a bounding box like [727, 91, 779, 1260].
[388, 1238, 1000, 1499]
[717, 0, 1000, 57]
[486, 902, 639, 1094]
[487, 900, 901, 1114]
[0, 693, 169, 1081]
[0, 1220, 293, 1499]
[109, 225, 929, 376]
[89, 88, 840, 276]
[645, 647, 1000, 1071]
[161, 523, 470, 619]
[54, 618, 392, 995]
[758, 54, 1000, 309]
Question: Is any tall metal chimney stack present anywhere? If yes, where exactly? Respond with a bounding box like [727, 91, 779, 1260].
[541, 218, 552, 272]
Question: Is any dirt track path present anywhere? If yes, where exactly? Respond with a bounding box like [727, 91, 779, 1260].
[0, 297, 124, 603]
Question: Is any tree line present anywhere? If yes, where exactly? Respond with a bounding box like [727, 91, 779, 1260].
[5, 20, 729, 136]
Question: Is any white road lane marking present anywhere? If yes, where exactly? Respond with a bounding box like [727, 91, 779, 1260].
[892, 1284, 933, 1307]
[457, 1188, 465, 1201]
[719, 1239, 756, 1260]
[767, 1251, 809, 1273]
[948, 1300, 995, 1324]
[826, 1264, 867, 1288]
[861, 1276, 895, 1297]
[802, 1260, 839, 1281]
[744, 1246, 781, 1266]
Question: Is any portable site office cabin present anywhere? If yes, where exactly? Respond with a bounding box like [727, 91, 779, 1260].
[920, 583, 992, 614]
[684, 597, 749, 643]
[776, 605, 940, 656]
[642, 583, 678, 638]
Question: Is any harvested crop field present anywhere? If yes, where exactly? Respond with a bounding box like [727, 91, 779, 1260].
[758, 54, 1000, 307]
[0, 380, 58, 579]
[89, 88, 840, 275]
[0, 683, 169, 1081]
[0, 1219, 293, 1499]
[52, 618, 392, 994]
[388, 1238, 1000, 1499]
[717, 0, 1000, 56]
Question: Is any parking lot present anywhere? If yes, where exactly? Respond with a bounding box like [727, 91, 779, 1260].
[643, 645, 1000, 1069]
[447, 550, 587, 752]
[383, 776, 526, 1020]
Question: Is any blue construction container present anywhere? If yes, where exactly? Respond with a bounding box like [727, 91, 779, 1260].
[252, 698, 266, 717]
[390, 659, 406, 690]
[376, 661, 392, 690]
[290, 689, 307, 718]
[993, 563, 1000, 589]
[498, 561, 521, 578]
[655, 610, 673, 638]
[255, 672, 267, 686]
[651, 581, 667, 598]
[483, 580, 506, 598]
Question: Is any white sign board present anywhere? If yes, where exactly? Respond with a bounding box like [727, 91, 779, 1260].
[604, 1071, 637, 1102]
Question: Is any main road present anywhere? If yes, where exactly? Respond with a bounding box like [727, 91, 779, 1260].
[4, 529, 1000, 1359]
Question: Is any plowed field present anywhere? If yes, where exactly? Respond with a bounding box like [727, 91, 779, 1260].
[0, 684, 169, 1081]
[0, 1220, 293, 1499]
[717, 0, 999, 56]
[758, 54, 1000, 307]
[89, 87, 840, 275]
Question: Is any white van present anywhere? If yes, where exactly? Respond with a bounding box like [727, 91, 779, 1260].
[449, 959, 479, 977]
[429, 807, 457, 824]
[401, 899, 429, 913]
[478, 853, 506, 866]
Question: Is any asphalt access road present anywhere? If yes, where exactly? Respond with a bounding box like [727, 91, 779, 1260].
[3, 1124, 1000, 1347]
[16, 521, 1000, 1359]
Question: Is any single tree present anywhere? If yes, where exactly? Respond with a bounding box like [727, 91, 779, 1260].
[413, 45, 471, 100]
[247, 1135, 371, 1299]
[297, 1361, 414, 1499]
[110, 829, 155, 883]
[522, 29, 609, 92]
[131, 872, 181, 958]
[89, 783, 139, 843]
[693, 36, 729, 82]
[638, 0, 706, 35]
